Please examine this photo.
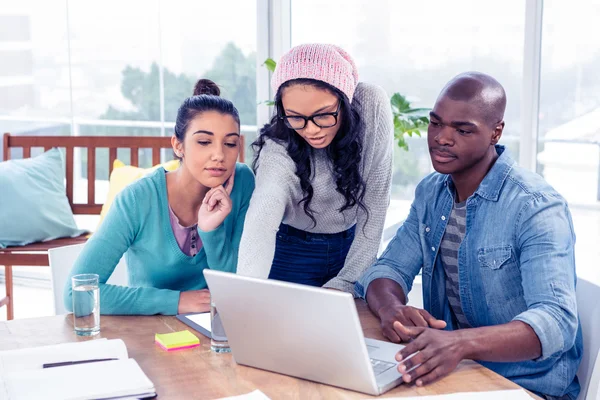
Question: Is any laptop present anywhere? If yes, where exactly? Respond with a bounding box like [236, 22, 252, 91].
[203, 269, 408, 396]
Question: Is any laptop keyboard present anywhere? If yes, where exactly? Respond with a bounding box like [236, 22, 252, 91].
[370, 358, 396, 376]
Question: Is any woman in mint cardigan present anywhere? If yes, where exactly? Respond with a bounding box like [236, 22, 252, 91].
[64, 79, 255, 315]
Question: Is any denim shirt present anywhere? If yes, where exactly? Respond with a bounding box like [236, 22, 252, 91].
[356, 146, 582, 399]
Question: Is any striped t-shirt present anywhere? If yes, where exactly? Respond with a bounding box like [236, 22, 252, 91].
[439, 200, 471, 328]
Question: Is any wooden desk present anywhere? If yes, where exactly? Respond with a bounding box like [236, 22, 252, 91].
[0, 300, 538, 399]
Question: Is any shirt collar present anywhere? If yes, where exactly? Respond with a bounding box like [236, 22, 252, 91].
[443, 145, 515, 202]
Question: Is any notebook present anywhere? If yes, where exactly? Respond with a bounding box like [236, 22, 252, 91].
[177, 312, 212, 338]
[0, 339, 156, 400]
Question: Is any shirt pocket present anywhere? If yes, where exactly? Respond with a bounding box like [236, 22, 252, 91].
[477, 245, 526, 323]
[478, 245, 512, 270]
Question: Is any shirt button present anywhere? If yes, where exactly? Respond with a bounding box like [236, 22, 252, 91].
[425, 227, 430, 232]
[431, 247, 435, 252]
[441, 216, 446, 221]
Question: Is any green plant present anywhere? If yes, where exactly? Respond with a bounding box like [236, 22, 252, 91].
[261, 58, 429, 151]
[261, 58, 277, 106]
[263, 58, 277, 73]
[390, 93, 430, 151]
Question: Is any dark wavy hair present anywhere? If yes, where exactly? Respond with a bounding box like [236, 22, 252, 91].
[252, 78, 367, 227]
[173, 79, 240, 160]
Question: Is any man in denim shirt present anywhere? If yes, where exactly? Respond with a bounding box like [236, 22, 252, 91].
[356, 72, 582, 400]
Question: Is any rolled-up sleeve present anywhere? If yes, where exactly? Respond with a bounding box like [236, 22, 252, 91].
[355, 201, 424, 301]
[356, 264, 412, 300]
[512, 193, 578, 360]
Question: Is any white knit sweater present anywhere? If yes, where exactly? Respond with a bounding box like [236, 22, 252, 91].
[237, 82, 394, 293]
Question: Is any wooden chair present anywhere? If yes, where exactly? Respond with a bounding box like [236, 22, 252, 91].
[0, 132, 245, 320]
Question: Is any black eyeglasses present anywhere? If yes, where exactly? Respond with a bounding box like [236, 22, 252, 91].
[279, 102, 341, 130]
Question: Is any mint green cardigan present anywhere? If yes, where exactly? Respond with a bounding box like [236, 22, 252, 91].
[64, 164, 255, 315]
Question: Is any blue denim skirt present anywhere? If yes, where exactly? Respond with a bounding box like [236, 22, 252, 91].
[269, 223, 356, 286]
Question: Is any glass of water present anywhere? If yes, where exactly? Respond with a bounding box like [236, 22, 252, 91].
[71, 274, 100, 336]
[210, 298, 230, 353]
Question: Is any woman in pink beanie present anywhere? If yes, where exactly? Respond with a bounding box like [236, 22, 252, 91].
[237, 43, 393, 294]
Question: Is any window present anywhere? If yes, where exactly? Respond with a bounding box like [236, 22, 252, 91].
[292, 0, 526, 203]
[69, 0, 258, 182]
[538, 0, 600, 281]
[292, 0, 526, 240]
[0, 0, 71, 158]
[0, 0, 257, 198]
[160, 0, 257, 147]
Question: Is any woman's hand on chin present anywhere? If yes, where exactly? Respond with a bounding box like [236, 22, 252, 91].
[197, 169, 235, 232]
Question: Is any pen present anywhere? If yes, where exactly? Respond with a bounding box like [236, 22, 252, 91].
[42, 358, 119, 368]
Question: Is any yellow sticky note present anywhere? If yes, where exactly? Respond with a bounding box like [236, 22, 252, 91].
[155, 330, 199, 349]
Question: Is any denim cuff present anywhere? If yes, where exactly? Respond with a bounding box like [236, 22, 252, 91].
[513, 308, 564, 360]
[354, 265, 411, 302]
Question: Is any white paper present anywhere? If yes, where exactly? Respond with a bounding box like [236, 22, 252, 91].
[377, 389, 533, 400]
[217, 389, 271, 400]
[185, 312, 212, 332]
[0, 339, 155, 400]
[0, 338, 128, 374]
[5, 358, 155, 400]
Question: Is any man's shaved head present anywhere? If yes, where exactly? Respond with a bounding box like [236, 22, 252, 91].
[438, 72, 506, 127]
[427, 72, 507, 179]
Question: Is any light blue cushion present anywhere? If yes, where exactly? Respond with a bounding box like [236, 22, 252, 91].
[0, 148, 86, 248]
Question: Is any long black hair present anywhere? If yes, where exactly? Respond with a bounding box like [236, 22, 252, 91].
[252, 78, 367, 227]
[173, 79, 240, 159]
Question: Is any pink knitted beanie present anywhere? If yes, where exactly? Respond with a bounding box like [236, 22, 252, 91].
[271, 43, 359, 102]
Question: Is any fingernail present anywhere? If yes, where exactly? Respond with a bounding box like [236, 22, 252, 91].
[404, 375, 411, 383]
[416, 380, 423, 386]
[398, 365, 406, 372]
[396, 354, 403, 361]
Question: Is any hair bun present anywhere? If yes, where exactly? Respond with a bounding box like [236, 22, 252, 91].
[193, 79, 220, 96]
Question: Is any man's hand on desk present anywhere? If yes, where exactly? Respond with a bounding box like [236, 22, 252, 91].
[393, 322, 464, 387]
[178, 289, 211, 314]
[366, 279, 446, 343]
[378, 303, 447, 343]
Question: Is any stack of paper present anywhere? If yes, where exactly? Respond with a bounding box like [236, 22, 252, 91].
[217, 390, 271, 399]
[377, 389, 534, 400]
[0, 339, 156, 400]
[155, 330, 200, 351]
